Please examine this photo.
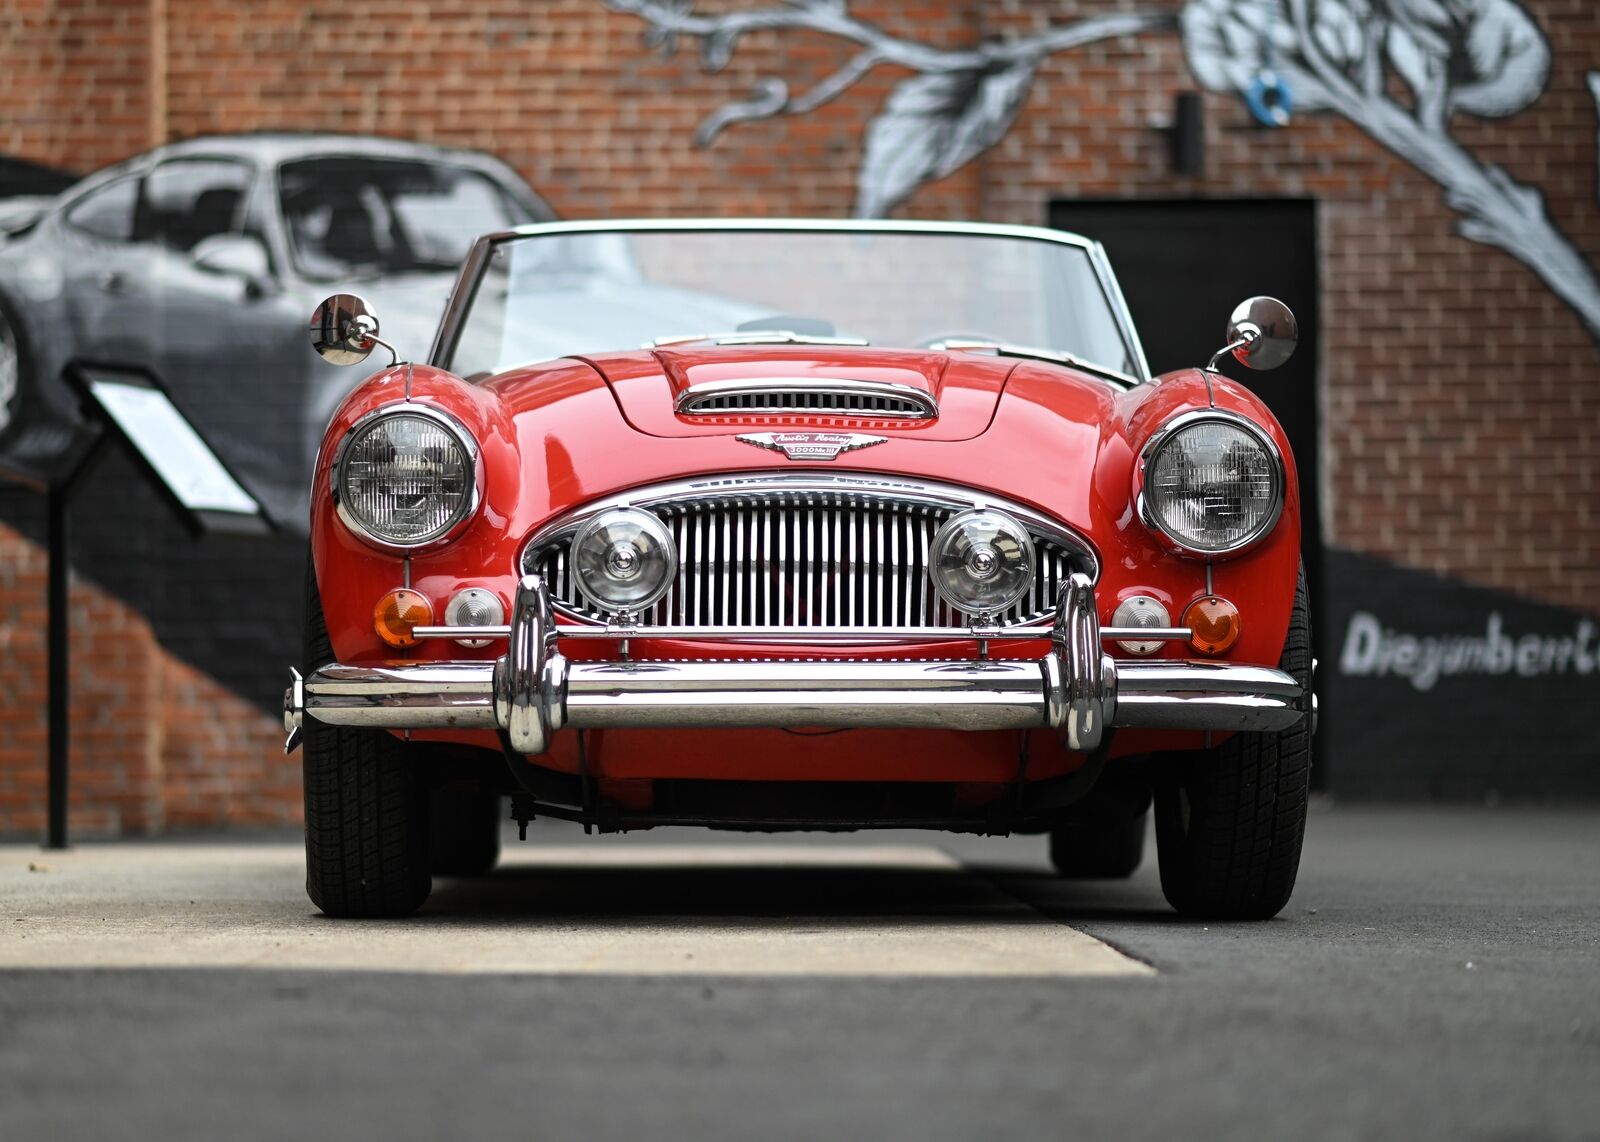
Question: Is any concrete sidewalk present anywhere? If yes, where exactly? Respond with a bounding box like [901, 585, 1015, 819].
[2, 807, 1598, 1142]
[2, 840, 1148, 976]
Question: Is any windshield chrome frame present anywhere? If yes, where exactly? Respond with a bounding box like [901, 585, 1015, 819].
[428, 218, 1153, 384]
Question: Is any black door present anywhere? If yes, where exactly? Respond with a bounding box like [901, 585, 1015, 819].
[1049, 199, 1326, 775]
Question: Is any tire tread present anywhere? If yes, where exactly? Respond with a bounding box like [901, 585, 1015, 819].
[302, 561, 430, 918]
[1156, 565, 1313, 919]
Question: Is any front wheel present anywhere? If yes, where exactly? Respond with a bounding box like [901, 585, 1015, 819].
[1153, 566, 1313, 920]
[302, 563, 432, 918]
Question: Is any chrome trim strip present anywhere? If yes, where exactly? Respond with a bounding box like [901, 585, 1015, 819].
[410, 623, 1193, 643]
[675, 377, 939, 419]
[330, 403, 482, 553]
[1086, 238, 1153, 384]
[1135, 408, 1287, 558]
[429, 218, 1152, 384]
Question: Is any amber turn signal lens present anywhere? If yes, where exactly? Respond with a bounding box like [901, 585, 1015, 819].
[1183, 596, 1241, 656]
[374, 588, 433, 649]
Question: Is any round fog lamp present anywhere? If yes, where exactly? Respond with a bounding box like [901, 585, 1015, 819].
[1184, 596, 1241, 656]
[1112, 595, 1171, 656]
[928, 509, 1035, 616]
[571, 508, 677, 615]
[444, 587, 505, 648]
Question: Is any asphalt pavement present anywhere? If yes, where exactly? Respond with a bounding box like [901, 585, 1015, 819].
[2, 804, 1597, 1141]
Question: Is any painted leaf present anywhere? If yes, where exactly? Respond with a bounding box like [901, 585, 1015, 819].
[1381, 0, 1550, 119]
[853, 64, 1037, 218]
[1179, 0, 1346, 112]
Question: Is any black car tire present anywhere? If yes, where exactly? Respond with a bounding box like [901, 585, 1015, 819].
[428, 788, 502, 877]
[302, 562, 432, 918]
[1153, 564, 1313, 920]
[1049, 811, 1146, 879]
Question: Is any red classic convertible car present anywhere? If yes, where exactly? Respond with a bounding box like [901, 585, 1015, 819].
[285, 220, 1313, 920]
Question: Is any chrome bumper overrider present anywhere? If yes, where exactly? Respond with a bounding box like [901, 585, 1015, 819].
[283, 574, 1306, 754]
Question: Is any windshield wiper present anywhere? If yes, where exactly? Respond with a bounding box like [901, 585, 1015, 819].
[648, 330, 869, 348]
[928, 339, 1132, 384]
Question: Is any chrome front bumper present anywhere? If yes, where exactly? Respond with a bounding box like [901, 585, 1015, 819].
[284, 574, 1307, 754]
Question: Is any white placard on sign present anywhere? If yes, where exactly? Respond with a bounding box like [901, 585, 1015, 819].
[87, 378, 261, 516]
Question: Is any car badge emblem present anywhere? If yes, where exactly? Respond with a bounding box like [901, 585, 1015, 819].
[735, 432, 889, 462]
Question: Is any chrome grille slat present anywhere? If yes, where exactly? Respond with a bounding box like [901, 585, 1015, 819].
[526, 487, 1094, 630]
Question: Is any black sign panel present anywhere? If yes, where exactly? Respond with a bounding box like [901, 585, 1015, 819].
[1322, 548, 1600, 799]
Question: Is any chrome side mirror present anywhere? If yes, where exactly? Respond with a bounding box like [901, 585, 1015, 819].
[1208, 296, 1297, 372]
[310, 293, 394, 367]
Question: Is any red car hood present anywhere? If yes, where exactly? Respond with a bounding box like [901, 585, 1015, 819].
[579, 346, 1015, 442]
[447, 346, 1131, 539]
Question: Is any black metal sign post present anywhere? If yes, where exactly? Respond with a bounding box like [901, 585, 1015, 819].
[44, 434, 107, 850]
[36, 364, 271, 850]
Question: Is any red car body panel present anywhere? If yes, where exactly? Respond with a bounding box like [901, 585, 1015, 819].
[310, 350, 1301, 789]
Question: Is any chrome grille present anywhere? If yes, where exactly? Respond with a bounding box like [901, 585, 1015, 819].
[522, 487, 1093, 629]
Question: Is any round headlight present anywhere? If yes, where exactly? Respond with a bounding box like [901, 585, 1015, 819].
[336, 408, 477, 547]
[571, 508, 677, 615]
[929, 509, 1035, 616]
[1142, 414, 1283, 554]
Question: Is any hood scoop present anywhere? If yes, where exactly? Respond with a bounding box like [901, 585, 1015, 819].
[674, 377, 938, 420]
[585, 346, 1009, 441]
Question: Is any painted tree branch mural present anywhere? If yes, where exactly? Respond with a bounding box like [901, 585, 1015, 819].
[605, 0, 1177, 218]
[1182, 0, 1600, 341]
[608, 0, 1600, 342]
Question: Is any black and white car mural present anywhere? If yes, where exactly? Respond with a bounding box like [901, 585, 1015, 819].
[0, 133, 552, 522]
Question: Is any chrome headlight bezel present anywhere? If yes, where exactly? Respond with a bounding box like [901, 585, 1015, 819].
[1137, 409, 1285, 557]
[331, 404, 481, 551]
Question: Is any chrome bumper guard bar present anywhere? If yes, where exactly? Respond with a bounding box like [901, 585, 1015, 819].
[284, 574, 1306, 754]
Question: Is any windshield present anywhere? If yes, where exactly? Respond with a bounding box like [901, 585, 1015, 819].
[443, 227, 1141, 381]
[279, 157, 525, 280]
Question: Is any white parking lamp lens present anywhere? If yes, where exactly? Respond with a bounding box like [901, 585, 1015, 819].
[1145, 419, 1281, 553]
[337, 411, 476, 545]
[444, 587, 505, 648]
[1111, 595, 1171, 656]
[929, 509, 1035, 615]
[571, 508, 677, 614]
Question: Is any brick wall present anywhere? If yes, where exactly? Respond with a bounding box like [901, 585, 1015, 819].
[0, 522, 298, 838]
[0, 0, 154, 169]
